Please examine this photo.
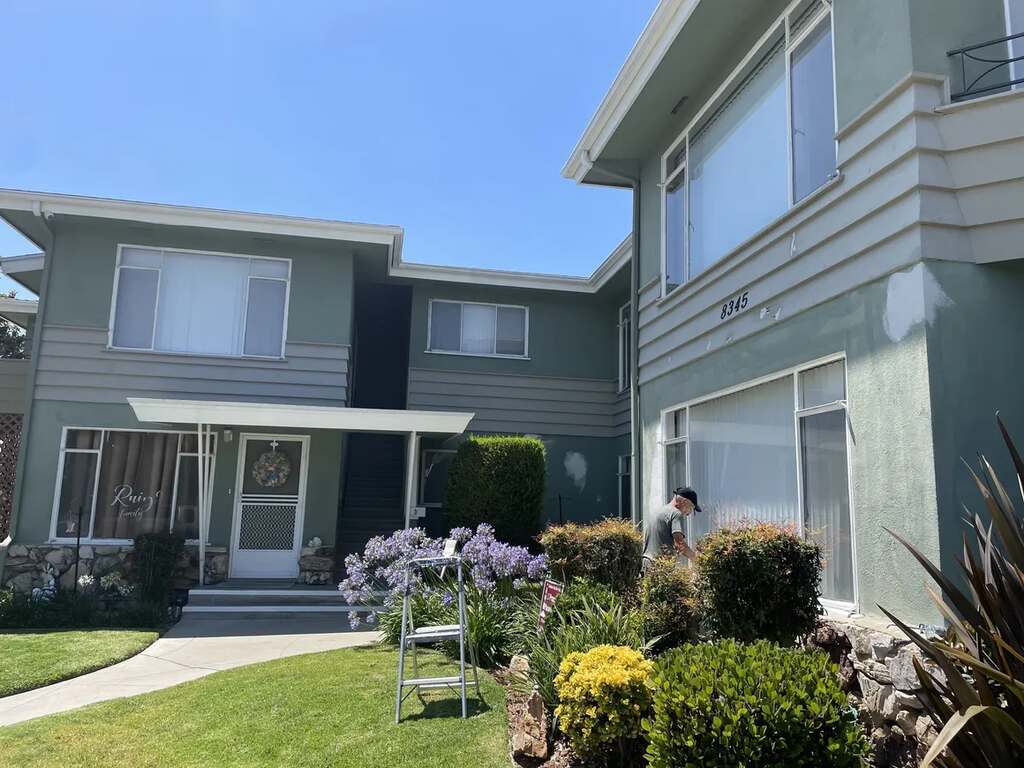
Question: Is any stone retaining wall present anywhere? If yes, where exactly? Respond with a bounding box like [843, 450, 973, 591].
[811, 617, 943, 766]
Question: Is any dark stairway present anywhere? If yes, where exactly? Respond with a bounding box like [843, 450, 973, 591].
[336, 433, 406, 562]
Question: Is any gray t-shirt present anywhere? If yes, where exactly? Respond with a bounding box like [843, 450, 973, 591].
[643, 502, 685, 560]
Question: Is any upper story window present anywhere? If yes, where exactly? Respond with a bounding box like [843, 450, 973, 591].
[618, 302, 631, 392]
[427, 299, 528, 358]
[663, 0, 836, 295]
[110, 245, 290, 359]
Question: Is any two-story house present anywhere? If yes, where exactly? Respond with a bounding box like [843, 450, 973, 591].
[0, 190, 629, 605]
[564, 0, 1024, 625]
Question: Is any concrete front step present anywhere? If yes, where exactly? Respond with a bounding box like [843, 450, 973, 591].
[185, 581, 380, 618]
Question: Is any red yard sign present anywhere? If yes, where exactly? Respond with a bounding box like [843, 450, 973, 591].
[536, 579, 564, 633]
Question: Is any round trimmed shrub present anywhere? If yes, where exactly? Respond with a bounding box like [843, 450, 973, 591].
[696, 522, 821, 644]
[554, 644, 653, 764]
[540, 518, 642, 597]
[644, 640, 867, 768]
[639, 556, 697, 651]
[445, 436, 546, 548]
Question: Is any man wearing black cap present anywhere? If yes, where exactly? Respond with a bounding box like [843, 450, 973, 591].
[643, 486, 700, 568]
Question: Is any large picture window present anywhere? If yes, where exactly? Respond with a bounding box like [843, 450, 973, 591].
[427, 299, 528, 358]
[661, 0, 836, 294]
[662, 357, 854, 606]
[51, 428, 216, 543]
[110, 246, 290, 358]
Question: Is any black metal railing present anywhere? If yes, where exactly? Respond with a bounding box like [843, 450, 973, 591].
[948, 31, 1024, 101]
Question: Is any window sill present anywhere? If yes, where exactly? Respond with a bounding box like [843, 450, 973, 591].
[657, 171, 845, 307]
[424, 349, 530, 361]
[105, 346, 287, 363]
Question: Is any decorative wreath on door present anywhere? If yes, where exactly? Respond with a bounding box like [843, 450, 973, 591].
[251, 441, 292, 488]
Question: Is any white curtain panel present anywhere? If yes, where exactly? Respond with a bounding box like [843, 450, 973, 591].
[688, 375, 798, 541]
[461, 304, 496, 354]
[244, 278, 287, 357]
[688, 43, 789, 277]
[429, 302, 462, 351]
[799, 359, 845, 408]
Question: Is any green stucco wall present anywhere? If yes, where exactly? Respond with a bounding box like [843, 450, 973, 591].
[46, 218, 356, 345]
[637, 268, 943, 625]
[14, 400, 343, 552]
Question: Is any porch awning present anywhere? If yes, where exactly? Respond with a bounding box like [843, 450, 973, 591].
[127, 397, 474, 435]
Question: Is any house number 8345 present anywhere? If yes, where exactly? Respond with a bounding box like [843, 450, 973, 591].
[720, 291, 749, 320]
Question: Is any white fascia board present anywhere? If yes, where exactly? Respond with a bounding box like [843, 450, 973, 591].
[388, 235, 632, 294]
[0, 189, 403, 249]
[0, 253, 45, 274]
[561, 0, 701, 182]
[128, 397, 474, 435]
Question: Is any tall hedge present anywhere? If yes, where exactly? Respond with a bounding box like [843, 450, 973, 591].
[444, 435, 545, 548]
[539, 518, 642, 596]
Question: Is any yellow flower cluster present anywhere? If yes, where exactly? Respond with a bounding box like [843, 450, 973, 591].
[553, 645, 654, 758]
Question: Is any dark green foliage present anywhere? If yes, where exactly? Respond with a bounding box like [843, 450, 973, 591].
[644, 640, 867, 768]
[539, 518, 642, 597]
[132, 532, 185, 606]
[445, 436, 546, 548]
[696, 522, 821, 644]
[639, 556, 698, 652]
[0, 588, 162, 629]
[880, 416, 1024, 767]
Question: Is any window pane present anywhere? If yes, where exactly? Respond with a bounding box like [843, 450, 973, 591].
[250, 259, 289, 279]
[55, 452, 98, 537]
[801, 409, 854, 603]
[688, 375, 798, 542]
[93, 431, 178, 539]
[429, 302, 461, 351]
[153, 252, 248, 356]
[421, 451, 454, 507]
[800, 360, 845, 408]
[120, 247, 162, 268]
[670, 410, 686, 440]
[67, 429, 102, 450]
[461, 304, 496, 354]
[665, 171, 686, 290]
[665, 442, 687, 501]
[244, 278, 287, 357]
[689, 43, 788, 277]
[112, 268, 158, 349]
[172, 454, 209, 540]
[791, 20, 836, 202]
[495, 306, 526, 356]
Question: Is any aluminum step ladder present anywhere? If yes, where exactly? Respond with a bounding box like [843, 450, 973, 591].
[394, 553, 480, 722]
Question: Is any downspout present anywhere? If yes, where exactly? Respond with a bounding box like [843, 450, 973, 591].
[583, 154, 643, 529]
[2, 203, 55, 578]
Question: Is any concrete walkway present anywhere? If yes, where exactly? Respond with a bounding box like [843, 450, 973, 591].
[0, 615, 380, 727]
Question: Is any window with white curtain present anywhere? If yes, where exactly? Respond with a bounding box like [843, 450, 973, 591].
[427, 300, 528, 358]
[661, 1, 836, 293]
[110, 246, 290, 358]
[51, 428, 215, 543]
[663, 357, 855, 606]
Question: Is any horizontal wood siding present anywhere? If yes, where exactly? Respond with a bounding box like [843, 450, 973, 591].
[613, 390, 630, 437]
[0, 359, 29, 414]
[34, 325, 349, 405]
[407, 368, 621, 438]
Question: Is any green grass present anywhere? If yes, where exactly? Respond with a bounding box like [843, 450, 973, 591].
[0, 645, 509, 768]
[0, 629, 159, 697]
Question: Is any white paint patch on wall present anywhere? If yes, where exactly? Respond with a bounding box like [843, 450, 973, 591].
[883, 263, 952, 343]
[563, 451, 588, 492]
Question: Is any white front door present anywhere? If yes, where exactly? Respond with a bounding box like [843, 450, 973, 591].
[230, 434, 309, 579]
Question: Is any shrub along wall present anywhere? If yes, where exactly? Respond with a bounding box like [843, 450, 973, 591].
[539, 518, 642, 595]
[445, 436, 546, 548]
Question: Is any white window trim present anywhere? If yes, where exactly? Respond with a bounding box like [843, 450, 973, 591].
[425, 298, 530, 359]
[617, 301, 631, 393]
[658, 351, 858, 612]
[49, 426, 218, 546]
[107, 243, 292, 361]
[659, 0, 836, 298]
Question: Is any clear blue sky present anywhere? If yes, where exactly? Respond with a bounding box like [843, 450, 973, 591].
[0, 1, 657, 297]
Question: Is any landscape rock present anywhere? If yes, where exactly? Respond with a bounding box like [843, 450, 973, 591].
[7, 544, 28, 558]
[5, 571, 33, 592]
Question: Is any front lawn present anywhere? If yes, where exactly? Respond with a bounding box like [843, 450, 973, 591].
[0, 645, 509, 768]
[0, 629, 159, 697]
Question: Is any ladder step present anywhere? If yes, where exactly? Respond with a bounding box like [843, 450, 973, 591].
[407, 625, 462, 642]
[401, 676, 462, 687]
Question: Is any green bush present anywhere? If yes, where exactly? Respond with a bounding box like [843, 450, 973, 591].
[639, 557, 698, 652]
[696, 522, 821, 644]
[0, 587, 162, 629]
[644, 640, 867, 768]
[445, 436, 546, 548]
[555, 645, 653, 765]
[132, 532, 185, 606]
[539, 518, 642, 597]
[516, 590, 646, 711]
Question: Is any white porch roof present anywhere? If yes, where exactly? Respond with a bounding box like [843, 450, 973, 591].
[127, 397, 474, 435]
